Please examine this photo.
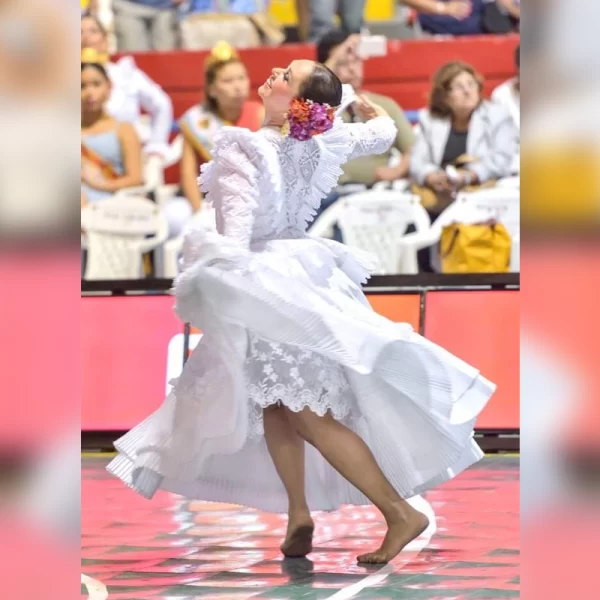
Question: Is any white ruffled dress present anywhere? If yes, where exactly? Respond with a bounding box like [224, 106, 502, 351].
[108, 103, 495, 513]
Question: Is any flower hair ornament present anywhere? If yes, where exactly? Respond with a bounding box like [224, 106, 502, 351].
[282, 97, 337, 141]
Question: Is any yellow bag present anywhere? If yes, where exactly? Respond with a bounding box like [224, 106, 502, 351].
[441, 221, 511, 273]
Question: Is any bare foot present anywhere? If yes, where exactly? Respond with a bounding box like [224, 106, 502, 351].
[357, 505, 429, 564]
[281, 513, 315, 558]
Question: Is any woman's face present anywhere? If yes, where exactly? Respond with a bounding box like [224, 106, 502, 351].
[81, 17, 107, 52]
[208, 62, 250, 112]
[446, 70, 481, 116]
[81, 66, 111, 114]
[258, 59, 315, 117]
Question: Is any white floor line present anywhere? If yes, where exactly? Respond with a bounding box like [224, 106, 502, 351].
[326, 496, 437, 600]
[81, 574, 108, 600]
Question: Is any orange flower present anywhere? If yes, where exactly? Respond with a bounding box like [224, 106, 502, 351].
[289, 98, 311, 122]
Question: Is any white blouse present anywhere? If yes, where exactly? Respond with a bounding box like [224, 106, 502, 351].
[106, 56, 173, 157]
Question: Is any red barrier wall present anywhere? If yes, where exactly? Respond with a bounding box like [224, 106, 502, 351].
[81, 296, 181, 430]
[82, 288, 518, 432]
[425, 290, 519, 429]
[367, 293, 421, 331]
[125, 35, 519, 119]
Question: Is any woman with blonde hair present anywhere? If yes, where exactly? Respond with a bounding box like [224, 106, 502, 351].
[179, 42, 263, 216]
[410, 60, 518, 215]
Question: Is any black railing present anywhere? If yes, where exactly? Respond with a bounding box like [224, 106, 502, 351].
[81, 273, 520, 295]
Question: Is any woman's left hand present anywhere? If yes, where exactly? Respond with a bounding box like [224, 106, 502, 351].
[457, 169, 479, 188]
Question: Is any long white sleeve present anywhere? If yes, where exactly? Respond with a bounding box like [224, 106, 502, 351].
[135, 68, 174, 156]
[344, 116, 398, 161]
[202, 142, 259, 249]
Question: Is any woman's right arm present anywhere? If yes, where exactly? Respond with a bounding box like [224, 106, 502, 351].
[180, 139, 203, 212]
[409, 116, 442, 186]
[401, 0, 472, 18]
[200, 139, 259, 248]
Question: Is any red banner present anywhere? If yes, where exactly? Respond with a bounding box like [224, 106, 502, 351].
[82, 290, 518, 431]
[425, 290, 520, 429]
[81, 296, 182, 430]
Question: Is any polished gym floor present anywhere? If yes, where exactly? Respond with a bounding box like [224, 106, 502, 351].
[82, 456, 519, 599]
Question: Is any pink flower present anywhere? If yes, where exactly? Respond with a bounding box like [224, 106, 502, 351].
[285, 97, 336, 141]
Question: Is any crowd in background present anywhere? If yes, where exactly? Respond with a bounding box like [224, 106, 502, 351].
[82, 0, 520, 52]
[80, 1, 520, 276]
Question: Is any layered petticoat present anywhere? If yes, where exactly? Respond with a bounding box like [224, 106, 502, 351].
[108, 231, 495, 513]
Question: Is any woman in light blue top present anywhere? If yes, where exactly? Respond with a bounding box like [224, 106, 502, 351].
[81, 55, 143, 205]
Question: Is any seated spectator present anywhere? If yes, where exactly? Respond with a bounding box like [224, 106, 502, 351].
[412, 0, 519, 35]
[410, 61, 518, 215]
[180, 2, 284, 50]
[179, 42, 263, 216]
[81, 15, 174, 160]
[482, 0, 519, 33]
[81, 55, 143, 204]
[187, 0, 264, 12]
[402, 0, 473, 21]
[319, 31, 415, 185]
[309, 0, 366, 43]
[112, 0, 181, 51]
[416, 0, 485, 35]
[309, 31, 415, 240]
[492, 44, 520, 173]
[492, 45, 520, 131]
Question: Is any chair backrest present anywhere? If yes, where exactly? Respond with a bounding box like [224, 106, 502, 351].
[337, 191, 431, 274]
[181, 14, 261, 50]
[454, 188, 521, 239]
[81, 196, 169, 280]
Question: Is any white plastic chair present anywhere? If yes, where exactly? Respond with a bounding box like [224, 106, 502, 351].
[496, 176, 520, 190]
[311, 191, 432, 274]
[81, 196, 169, 280]
[429, 188, 521, 272]
[159, 205, 217, 279]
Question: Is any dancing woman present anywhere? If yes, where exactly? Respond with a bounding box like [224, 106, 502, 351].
[109, 60, 495, 564]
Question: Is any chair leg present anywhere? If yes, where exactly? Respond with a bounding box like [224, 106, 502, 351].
[162, 241, 180, 279]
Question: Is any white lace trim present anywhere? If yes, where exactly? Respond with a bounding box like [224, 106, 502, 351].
[199, 127, 285, 241]
[244, 333, 352, 438]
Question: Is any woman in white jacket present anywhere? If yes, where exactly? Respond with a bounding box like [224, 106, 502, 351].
[81, 14, 173, 160]
[410, 61, 518, 215]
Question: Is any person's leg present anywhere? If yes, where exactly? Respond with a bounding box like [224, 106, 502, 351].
[263, 405, 314, 557]
[294, 0, 311, 41]
[340, 0, 366, 35]
[285, 408, 429, 564]
[150, 6, 180, 51]
[113, 0, 151, 52]
[308, 0, 337, 43]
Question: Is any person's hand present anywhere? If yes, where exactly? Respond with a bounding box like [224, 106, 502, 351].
[353, 95, 388, 121]
[81, 168, 114, 192]
[375, 166, 401, 182]
[446, 1, 472, 19]
[425, 171, 451, 193]
[457, 168, 479, 188]
[325, 33, 361, 69]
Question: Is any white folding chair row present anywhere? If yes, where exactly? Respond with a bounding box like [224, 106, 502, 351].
[81, 196, 169, 280]
[311, 190, 431, 275]
[427, 188, 521, 272]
